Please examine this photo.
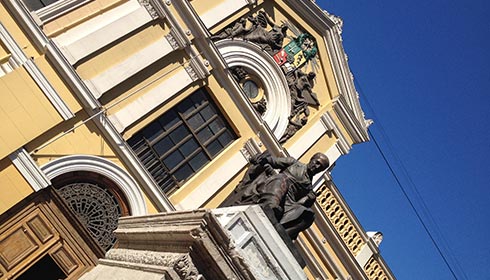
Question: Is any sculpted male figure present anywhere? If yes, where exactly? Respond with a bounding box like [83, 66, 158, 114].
[223, 151, 329, 239]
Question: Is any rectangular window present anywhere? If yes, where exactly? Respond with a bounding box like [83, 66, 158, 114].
[127, 88, 237, 194]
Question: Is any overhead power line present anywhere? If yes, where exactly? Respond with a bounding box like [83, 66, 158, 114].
[353, 76, 468, 280]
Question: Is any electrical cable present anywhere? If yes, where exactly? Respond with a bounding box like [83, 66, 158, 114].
[353, 77, 468, 280]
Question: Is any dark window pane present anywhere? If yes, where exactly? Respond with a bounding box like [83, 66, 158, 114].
[188, 113, 205, 130]
[163, 150, 184, 170]
[159, 110, 180, 131]
[126, 135, 143, 148]
[197, 127, 213, 143]
[189, 151, 208, 171]
[128, 88, 236, 193]
[153, 136, 172, 156]
[169, 125, 190, 144]
[141, 122, 163, 142]
[206, 140, 223, 157]
[174, 164, 193, 182]
[23, 0, 59, 11]
[209, 119, 224, 134]
[200, 105, 214, 120]
[191, 90, 206, 107]
[180, 138, 199, 157]
[218, 131, 234, 146]
[177, 98, 195, 117]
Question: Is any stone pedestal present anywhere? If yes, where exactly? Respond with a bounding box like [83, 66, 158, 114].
[80, 205, 306, 280]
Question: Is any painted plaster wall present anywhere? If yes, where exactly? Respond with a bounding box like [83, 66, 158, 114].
[0, 68, 63, 159]
[0, 158, 33, 214]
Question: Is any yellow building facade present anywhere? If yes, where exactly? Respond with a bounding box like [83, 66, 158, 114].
[0, 0, 394, 279]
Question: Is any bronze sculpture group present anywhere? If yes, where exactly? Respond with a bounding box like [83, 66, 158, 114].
[222, 151, 329, 240]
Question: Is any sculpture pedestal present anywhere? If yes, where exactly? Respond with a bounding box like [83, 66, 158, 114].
[80, 205, 307, 280]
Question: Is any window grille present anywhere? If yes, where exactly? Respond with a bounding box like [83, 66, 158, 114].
[128, 88, 236, 194]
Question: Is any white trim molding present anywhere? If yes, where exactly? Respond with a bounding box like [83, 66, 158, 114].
[35, 0, 92, 23]
[53, 1, 154, 65]
[108, 67, 194, 133]
[9, 148, 51, 192]
[321, 111, 351, 155]
[41, 154, 148, 216]
[332, 95, 369, 144]
[0, 22, 74, 120]
[282, 0, 370, 143]
[3, 0, 49, 51]
[216, 39, 291, 139]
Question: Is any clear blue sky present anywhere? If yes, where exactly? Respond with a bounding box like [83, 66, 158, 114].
[316, 1, 490, 279]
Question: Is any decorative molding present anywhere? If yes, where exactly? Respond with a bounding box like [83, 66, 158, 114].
[0, 23, 26, 66]
[173, 254, 202, 280]
[23, 59, 75, 120]
[333, 95, 369, 144]
[320, 111, 351, 155]
[216, 39, 291, 139]
[137, 0, 159, 19]
[282, 0, 370, 138]
[150, 0, 169, 19]
[0, 58, 16, 77]
[0, 22, 74, 120]
[3, 0, 48, 51]
[184, 65, 199, 81]
[41, 154, 148, 216]
[165, 33, 180, 50]
[323, 10, 344, 37]
[149, 0, 190, 48]
[35, 0, 92, 23]
[9, 148, 50, 192]
[28, 15, 173, 212]
[45, 42, 100, 109]
[187, 54, 210, 81]
[240, 138, 262, 161]
[106, 248, 184, 267]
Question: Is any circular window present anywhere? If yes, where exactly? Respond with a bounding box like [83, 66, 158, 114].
[243, 80, 259, 99]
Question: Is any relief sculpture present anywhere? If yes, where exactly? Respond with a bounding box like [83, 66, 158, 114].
[212, 11, 321, 143]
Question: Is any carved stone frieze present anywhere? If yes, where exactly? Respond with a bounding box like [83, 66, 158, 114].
[106, 248, 184, 267]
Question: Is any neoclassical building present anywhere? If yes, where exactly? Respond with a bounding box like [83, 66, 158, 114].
[0, 0, 394, 279]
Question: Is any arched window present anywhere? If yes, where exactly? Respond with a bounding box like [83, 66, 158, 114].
[51, 171, 130, 250]
[41, 155, 148, 250]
